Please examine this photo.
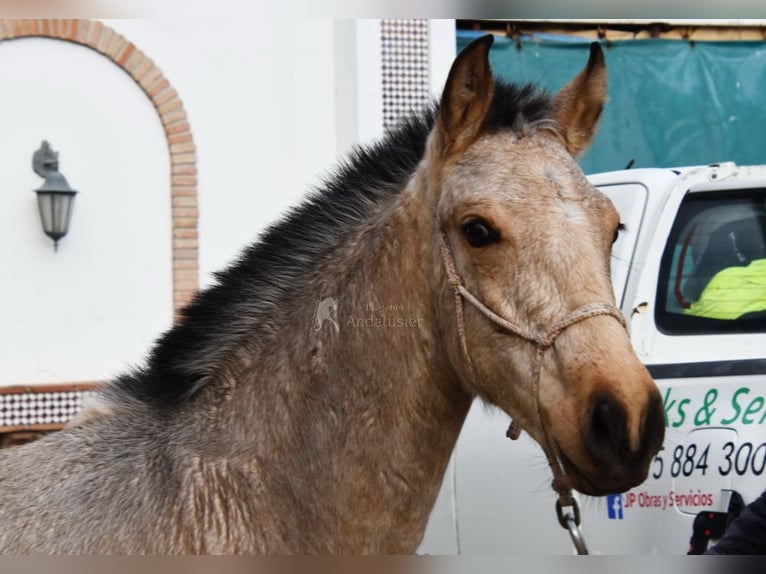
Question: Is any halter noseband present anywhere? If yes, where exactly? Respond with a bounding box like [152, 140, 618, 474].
[438, 232, 627, 508]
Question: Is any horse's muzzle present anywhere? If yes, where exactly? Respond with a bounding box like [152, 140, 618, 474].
[571, 390, 665, 495]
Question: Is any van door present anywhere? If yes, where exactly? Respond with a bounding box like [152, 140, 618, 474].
[585, 173, 766, 554]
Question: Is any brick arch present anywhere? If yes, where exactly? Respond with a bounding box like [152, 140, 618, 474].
[0, 18, 199, 312]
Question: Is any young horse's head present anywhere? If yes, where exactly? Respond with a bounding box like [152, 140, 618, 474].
[425, 36, 664, 496]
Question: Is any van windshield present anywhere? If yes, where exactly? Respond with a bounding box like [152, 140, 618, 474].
[656, 189, 766, 334]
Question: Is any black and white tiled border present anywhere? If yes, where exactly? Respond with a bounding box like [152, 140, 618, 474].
[381, 19, 431, 130]
[0, 385, 99, 431]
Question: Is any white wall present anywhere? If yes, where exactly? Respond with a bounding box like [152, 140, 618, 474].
[0, 19, 458, 386]
[0, 36, 172, 384]
[106, 19, 342, 286]
[0, 20, 343, 386]
[429, 19, 457, 95]
[106, 19, 454, 286]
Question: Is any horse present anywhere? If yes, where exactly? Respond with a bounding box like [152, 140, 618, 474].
[0, 35, 664, 553]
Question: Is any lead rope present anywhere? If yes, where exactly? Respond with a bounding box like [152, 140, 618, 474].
[439, 234, 627, 555]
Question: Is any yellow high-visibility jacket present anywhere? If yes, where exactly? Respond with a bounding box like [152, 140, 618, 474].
[686, 259, 766, 320]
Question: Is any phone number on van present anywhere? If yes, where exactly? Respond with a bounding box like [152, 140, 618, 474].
[651, 441, 766, 479]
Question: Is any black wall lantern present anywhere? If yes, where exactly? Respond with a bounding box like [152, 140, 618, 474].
[32, 141, 77, 251]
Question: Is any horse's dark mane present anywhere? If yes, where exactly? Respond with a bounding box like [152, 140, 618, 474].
[111, 81, 555, 407]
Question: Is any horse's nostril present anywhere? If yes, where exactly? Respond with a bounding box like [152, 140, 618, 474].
[586, 395, 627, 462]
[591, 401, 613, 437]
[584, 391, 666, 473]
[642, 391, 666, 454]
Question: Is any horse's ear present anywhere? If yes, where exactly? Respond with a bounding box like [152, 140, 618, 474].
[435, 34, 495, 159]
[553, 42, 607, 157]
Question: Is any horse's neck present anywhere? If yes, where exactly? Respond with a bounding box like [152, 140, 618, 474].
[210, 188, 471, 551]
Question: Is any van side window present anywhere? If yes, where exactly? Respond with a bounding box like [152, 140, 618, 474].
[656, 190, 766, 334]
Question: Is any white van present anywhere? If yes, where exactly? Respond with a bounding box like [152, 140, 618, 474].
[420, 162, 766, 555]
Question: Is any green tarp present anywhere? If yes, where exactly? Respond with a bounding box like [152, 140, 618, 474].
[457, 35, 766, 174]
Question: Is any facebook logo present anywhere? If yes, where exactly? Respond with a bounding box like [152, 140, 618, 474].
[607, 494, 624, 520]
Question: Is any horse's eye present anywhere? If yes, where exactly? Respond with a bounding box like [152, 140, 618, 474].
[612, 223, 626, 245]
[462, 219, 500, 248]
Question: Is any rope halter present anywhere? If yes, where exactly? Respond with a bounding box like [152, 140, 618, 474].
[438, 232, 628, 554]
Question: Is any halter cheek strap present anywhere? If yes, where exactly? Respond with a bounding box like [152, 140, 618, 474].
[438, 233, 627, 507]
